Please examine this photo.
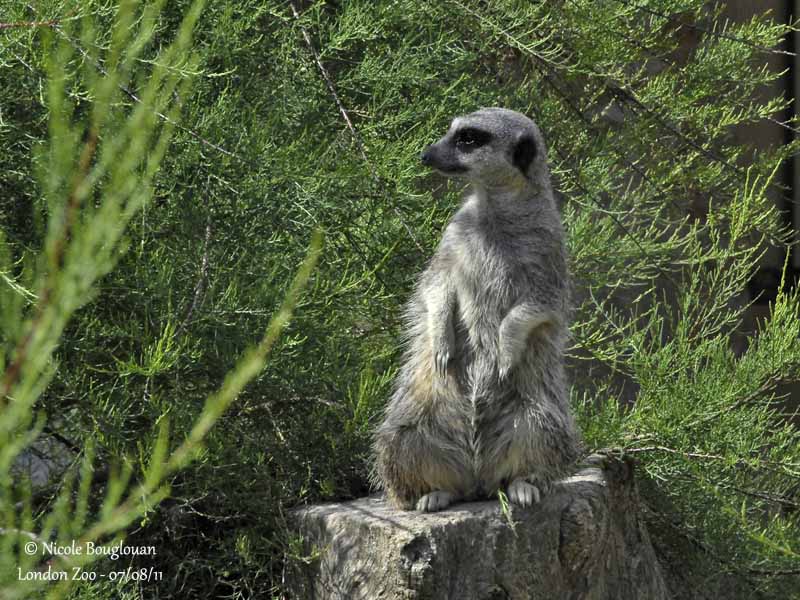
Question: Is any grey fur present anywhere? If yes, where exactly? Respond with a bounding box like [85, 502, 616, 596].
[373, 108, 581, 511]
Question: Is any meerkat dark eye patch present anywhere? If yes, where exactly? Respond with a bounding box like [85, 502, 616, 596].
[512, 134, 537, 174]
[454, 127, 492, 152]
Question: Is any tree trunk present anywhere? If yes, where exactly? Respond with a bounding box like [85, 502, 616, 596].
[288, 455, 670, 600]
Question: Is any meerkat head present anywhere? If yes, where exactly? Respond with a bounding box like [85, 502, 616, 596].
[420, 107, 548, 190]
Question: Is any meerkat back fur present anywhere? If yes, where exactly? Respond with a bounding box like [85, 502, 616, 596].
[373, 108, 581, 512]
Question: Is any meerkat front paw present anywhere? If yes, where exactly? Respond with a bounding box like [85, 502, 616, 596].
[497, 349, 515, 381]
[434, 344, 451, 377]
[416, 490, 455, 512]
[432, 324, 455, 377]
[507, 478, 541, 507]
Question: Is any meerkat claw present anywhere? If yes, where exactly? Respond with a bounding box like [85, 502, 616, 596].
[497, 363, 511, 381]
[416, 491, 454, 512]
[508, 478, 541, 508]
[434, 349, 450, 376]
[497, 351, 514, 381]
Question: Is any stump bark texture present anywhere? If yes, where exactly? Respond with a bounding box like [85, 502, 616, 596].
[289, 456, 669, 600]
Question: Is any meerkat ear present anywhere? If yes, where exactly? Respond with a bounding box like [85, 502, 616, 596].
[512, 134, 537, 175]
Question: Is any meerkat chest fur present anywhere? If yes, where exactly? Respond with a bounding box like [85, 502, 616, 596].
[442, 185, 563, 357]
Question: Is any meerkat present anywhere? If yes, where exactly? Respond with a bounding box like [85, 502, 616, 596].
[373, 107, 581, 512]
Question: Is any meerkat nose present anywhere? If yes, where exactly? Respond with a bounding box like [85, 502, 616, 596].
[420, 147, 434, 166]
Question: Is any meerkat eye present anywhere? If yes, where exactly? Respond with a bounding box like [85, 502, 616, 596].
[454, 128, 491, 152]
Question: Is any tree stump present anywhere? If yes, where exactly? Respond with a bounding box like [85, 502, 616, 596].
[289, 455, 669, 600]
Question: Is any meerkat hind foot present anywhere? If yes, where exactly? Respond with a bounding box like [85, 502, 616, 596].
[416, 490, 455, 512]
[507, 478, 541, 508]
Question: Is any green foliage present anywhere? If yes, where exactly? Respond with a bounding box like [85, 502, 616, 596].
[0, 2, 323, 598]
[1, 0, 799, 598]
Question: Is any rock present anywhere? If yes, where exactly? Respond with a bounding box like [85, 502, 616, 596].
[13, 434, 74, 489]
[288, 455, 669, 600]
